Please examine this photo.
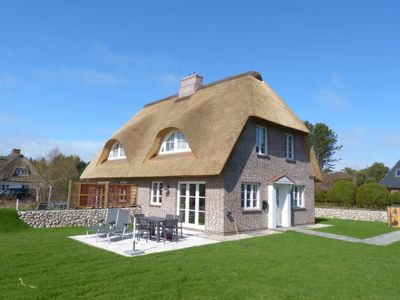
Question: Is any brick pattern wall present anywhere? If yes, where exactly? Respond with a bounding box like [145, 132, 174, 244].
[116, 176, 225, 234]
[223, 119, 315, 233]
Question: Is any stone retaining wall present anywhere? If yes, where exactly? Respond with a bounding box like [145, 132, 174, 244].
[315, 207, 387, 222]
[18, 208, 141, 228]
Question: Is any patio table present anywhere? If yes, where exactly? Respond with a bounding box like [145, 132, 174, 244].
[145, 217, 167, 242]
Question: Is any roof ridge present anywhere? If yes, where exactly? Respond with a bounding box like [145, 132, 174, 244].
[143, 71, 262, 108]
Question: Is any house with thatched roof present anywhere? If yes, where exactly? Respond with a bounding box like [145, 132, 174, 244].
[81, 71, 322, 234]
[0, 149, 42, 196]
[381, 160, 400, 193]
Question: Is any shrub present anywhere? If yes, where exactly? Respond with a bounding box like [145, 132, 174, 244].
[315, 190, 327, 204]
[327, 180, 357, 206]
[356, 183, 389, 209]
[390, 192, 400, 205]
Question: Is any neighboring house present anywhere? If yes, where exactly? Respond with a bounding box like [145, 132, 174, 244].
[381, 160, 400, 193]
[81, 71, 322, 234]
[0, 149, 42, 197]
[316, 172, 353, 192]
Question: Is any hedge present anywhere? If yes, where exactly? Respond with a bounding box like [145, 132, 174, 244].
[390, 192, 400, 205]
[315, 190, 327, 204]
[327, 180, 357, 206]
[356, 183, 389, 209]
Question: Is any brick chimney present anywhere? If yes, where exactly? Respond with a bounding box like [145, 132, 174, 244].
[179, 73, 203, 98]
[11, 148, 21, 156]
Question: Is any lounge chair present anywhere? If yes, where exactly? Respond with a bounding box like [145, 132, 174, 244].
[98, 209, 131, 242]
[86, 208, 118, 236]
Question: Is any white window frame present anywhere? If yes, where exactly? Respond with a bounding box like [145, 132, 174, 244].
[159, 131, 191, 154]
[291, 185, 304, 208]
[285, 133, 294, 160]
[256, 126, 267, 156]
[150, 181, 163, 205]
[108, 142, 126, 160]
[396, 169, 400, 177]
[241, 183, 260, 210]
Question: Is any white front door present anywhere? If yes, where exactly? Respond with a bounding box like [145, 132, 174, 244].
[276, 186, 282, 227]
[177, 182, 206, 228]
[268, 183, 292, 228]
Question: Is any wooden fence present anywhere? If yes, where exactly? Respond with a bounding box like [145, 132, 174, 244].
[69, 182, 137, 209]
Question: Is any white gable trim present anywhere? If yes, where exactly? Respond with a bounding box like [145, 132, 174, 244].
[274, 176, 295, 185]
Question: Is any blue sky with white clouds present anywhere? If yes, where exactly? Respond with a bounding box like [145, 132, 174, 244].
[0, 0, 399, 170]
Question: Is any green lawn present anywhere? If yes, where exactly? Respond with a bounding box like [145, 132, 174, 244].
[2, 209, 400, 299]
[315, 218, 398, 239]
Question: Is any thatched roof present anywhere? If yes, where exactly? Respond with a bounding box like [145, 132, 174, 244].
[81, 71, 322, 181]
[0, 152, 41, 183]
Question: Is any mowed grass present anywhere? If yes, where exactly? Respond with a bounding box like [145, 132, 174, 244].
[315, 218, 398, 239]
[2, 209, 400, 299]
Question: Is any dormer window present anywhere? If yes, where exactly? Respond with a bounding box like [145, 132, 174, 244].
[108, 142, 126, 160]
[159, 131, 191, 154]
[15, 168, 28, 176]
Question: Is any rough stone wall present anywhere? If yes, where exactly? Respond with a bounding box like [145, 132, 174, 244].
[223, 119, 315, 233]
[315, 207, 387, 222]
[18, 208, 140, 228]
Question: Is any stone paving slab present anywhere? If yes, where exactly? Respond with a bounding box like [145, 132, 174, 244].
[291, 226, 400, 246]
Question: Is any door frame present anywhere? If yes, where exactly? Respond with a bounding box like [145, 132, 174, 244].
[176, 181, 206, 229]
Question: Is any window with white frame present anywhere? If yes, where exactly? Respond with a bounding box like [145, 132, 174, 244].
[285, 134, 294, 160]
[159, 131, 191, 154]
[151, 181, 163, 205]
[396, 169, 400, 177]
[241, 183, 260, 209]
[108, 142, 126, 160]
[256, 126, 267, 155]
[291, 186, 304, 207]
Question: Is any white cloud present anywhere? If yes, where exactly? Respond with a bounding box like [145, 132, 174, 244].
[0, 136, 103, 162]
[30, 68, 119, 86]
[313, 89, 346, 110]
[161, 73, 180, 87]
[312, 74, 348, 111]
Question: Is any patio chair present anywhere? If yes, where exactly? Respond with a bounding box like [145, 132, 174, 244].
[137, 218, 151, 243]
[166, 214, 175, 219]
[97, 209, 131, 242]
[161, 218, 178, 244]
[86, 208, 118, 236]
[176, 214, 184, 238]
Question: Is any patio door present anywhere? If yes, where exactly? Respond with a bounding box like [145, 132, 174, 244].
[177, 182, 206, 228]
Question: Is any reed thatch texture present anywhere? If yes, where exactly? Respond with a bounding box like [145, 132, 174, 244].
[81, 72, 322, 181]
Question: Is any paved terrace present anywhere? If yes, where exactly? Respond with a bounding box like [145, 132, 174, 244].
[70, 229, 280, 257]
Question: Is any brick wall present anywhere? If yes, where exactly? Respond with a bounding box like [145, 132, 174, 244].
[223, 119, 315, 233]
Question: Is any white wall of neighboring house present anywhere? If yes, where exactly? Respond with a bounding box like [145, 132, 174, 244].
[0, 181, 30, 190]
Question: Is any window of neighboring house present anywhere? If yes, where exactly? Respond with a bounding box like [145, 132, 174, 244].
[285, 134, 294, 160]
[151, 181, 163, 205]
[14, 168, 28, 176]
[396, 169, 400, 177]
[256, 126, 267, 155]
[241, 183, 260, 209]
[291, 186, 304, 207]
[108, 142, 126, 160]
[159, 131, 191, 154]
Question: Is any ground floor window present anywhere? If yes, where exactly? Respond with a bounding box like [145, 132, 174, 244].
[291, 186, 304, 207]
[151, 182, 163, 205]
[241, 183, 260, 209]
[177, 182, 205, 227]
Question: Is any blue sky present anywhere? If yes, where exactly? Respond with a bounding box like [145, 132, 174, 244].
[0, 0, 399, 170]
